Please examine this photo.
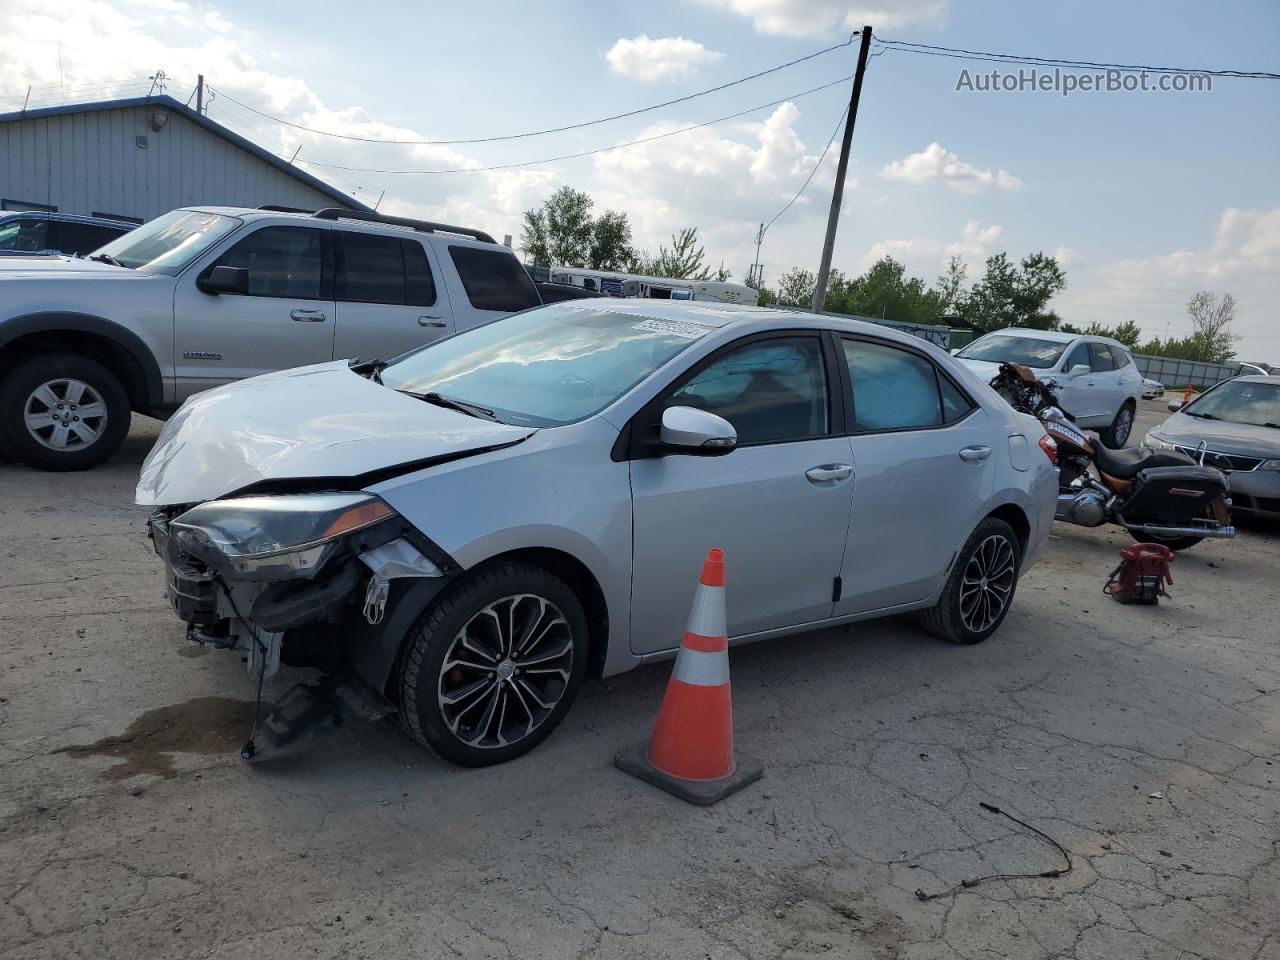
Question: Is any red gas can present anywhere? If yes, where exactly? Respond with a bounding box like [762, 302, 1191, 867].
[1104, 544, 1175, 605]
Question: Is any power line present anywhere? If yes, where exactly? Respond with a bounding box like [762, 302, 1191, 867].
[204, 34, 858, 147]
[293, 75, 853, 175]
[762, 104, 849, 235]
[872, 37, 1280, 80]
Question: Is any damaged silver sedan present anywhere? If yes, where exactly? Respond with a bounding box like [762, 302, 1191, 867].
[138, 300, 1056, 766]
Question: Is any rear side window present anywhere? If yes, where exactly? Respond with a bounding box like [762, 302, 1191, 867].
[448, 245, 541, 312]
[213, 226, 323, 299]
[1108, 345, 1130, 368]
[402, 240, 437, 306]
[1088, 342, 1116, 371]
[54, 222, 126, 255]
[339, 232, 405, 305]
[0, 217, 49, 251]
[844, 340, 969, 431]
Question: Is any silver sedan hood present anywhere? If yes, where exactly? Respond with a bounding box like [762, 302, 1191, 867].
[136, 361, 535, 506]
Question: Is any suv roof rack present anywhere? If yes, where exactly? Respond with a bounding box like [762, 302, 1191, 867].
[258, 204, 316, 213]
[312, 207, 496, 245]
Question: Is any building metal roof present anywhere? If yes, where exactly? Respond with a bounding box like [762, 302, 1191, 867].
[0, 94, 373, 213]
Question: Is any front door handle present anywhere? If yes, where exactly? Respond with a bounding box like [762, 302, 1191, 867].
[418, 315, 448, 328]
[958, 445, 992, 463]
[805, 463, 853, 484]
[290, 309, 327, 322]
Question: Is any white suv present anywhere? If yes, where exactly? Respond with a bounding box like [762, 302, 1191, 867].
[954, 328, 1144, 447]
[0, 206, 542, 470]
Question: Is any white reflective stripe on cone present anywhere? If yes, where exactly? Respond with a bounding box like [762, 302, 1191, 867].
[685, 583, 726, 639]
[672, 647, 730, 687]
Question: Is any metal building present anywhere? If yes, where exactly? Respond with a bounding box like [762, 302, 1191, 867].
[0, 94, 370, 222]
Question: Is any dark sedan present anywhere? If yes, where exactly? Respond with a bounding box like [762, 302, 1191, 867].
[1144, 375, 1280, 519]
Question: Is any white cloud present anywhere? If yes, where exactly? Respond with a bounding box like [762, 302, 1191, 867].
[700, 0, 945, 36]
[880, 142, 1022, 193]
[606, 34, 723, 82]
[864, 220, 1003, 272]
[1056, 208, 1280, 358]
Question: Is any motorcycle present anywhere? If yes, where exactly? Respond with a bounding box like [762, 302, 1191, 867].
[989, 362, 1234, 551]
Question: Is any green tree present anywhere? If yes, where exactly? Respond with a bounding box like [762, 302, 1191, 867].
[935, 256, 968, 314]
[1059, 319, 1142, 347]
[520, 186, 633, 269]
[774, 268, 816, 307]
[1185, 290, 1237, 363]
[827, 257, 946, 325]
[632, 227, 716, 280]
[960, 252, 1066, 332]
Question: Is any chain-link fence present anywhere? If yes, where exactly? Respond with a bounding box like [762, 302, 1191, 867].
[1130, 355, 1245, 390]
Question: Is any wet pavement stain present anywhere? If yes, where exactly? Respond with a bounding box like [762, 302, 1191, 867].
[52, 697, 257, 779]
[178, 645, 211, 658]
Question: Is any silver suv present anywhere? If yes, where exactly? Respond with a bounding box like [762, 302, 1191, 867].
[0, 206, 541, 470]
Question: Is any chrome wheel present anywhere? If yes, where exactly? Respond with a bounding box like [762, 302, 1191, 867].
[1113, 405, 1134, 445]
[23, 378, 108, 451]
[437, 594, 573, 750]
[959, 534, 1016, 634]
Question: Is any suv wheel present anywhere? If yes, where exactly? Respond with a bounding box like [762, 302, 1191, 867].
[397, 561, 589, 767]
[0, 354, 130, 471]
[1100, 400, 1135, 449]
[916, 517, 1021, 645]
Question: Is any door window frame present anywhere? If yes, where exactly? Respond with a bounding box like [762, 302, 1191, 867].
[197, 224, 334, 300]
[617, 329, 844, 460]
[835, 332, 978, 436]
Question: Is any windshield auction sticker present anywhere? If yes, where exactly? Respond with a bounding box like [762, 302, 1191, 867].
[633, 318, 715, 340]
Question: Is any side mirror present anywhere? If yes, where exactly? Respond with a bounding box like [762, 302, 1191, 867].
[1167, 400, 1184, 413]
[198, 265, 249, 295]
[1066, 363, 1091, 378]
[660, 406, 736, 455]
[949, 347, 961, 356]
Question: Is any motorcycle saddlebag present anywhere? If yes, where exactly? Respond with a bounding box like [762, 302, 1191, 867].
[1123, 465, 1228, 522]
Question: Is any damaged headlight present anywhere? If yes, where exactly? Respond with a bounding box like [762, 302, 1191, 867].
[171, 493, 395, 580]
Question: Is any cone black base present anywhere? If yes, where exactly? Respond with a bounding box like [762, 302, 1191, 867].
[614, 742, 763, 806]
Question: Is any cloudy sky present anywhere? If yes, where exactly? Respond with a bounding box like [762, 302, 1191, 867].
[1, 0, 1277, 359]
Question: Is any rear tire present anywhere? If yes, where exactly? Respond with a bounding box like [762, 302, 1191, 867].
[916, 517, 1022, 645]
[1100, 400, 1136, 449]
[1127, 527, 1203, 552]
[397, 561, 589, 767]
[0, 353, 130, 471]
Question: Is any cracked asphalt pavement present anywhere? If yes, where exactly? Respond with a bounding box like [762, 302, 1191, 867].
[1, 399, 1277, 959]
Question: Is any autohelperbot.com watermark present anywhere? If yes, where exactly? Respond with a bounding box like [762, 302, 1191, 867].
[956, 67, 1213, 97]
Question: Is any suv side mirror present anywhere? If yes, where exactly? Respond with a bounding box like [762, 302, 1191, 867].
[949, 347, 961, 356]
[1065, 363, 1091, 378]
[660, 406, 736, 455]
[1167, 400, 1184, 413]
[198, 265, 249, 295]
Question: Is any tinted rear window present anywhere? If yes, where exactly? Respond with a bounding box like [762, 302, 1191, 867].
[340, 232, 405, 305]
[403, 240, 437, 306]
[448, 245, 541, 312]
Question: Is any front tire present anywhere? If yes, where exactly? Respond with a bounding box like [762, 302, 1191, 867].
[916, 517, 1022, 645]
[1100, 400, 1136, 449]
[0, 353, 130, 471]
[397, 561, 589, 767]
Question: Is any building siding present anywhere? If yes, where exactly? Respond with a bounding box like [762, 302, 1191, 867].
[1, 102, 354, 221]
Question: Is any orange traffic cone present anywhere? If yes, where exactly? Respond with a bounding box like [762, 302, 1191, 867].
[1183, 383, 1194, 405]
[614, 548, 763, 805]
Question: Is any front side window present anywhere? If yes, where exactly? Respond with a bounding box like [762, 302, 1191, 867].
[1108, 345, 1131, 368]
[55, 222, 126, 256]
[94, 209, 241, 274]
[0, 218, 49, 251]
[448, 245, 541, 312]
[213, 226, 323, 299]
[669, 337, 828, 445]
[379, 304, 703, 427]
[956, 334, 1068, 369]
[845, 340, 955, 431]
[1062, 343, 1090, 371]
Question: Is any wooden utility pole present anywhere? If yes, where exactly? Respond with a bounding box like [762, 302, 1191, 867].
[196, 74, 204, 114]
[810, 25, 873, 314]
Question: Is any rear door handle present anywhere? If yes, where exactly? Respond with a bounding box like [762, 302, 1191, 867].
[418, 315, 448, 328]
[958, 445, 992, 463]
[805, 463, 853, 484]
[290, 309, 326, 322]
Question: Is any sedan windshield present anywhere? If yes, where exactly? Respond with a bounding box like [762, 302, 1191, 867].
[380, 304, 709, 427]
[90, 209, 241, 275]
[1186, 380, 1280, 427]
[957, 334, 1069, 369]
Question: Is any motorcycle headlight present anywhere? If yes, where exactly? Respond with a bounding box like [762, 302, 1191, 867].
[1144, 432, 1178, 453]
[172, 492, 395, 579]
